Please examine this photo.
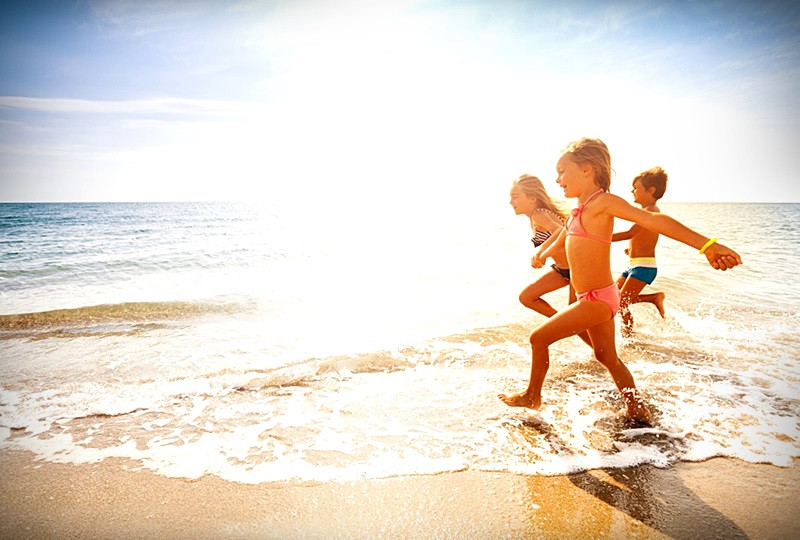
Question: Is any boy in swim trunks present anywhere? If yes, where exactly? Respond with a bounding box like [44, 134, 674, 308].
[612, 167, 668, 335]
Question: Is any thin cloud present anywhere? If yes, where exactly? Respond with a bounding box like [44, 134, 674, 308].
[0, 96, 268, 117]
[85, 0, 219, 37]
[0, 142, 138, 161]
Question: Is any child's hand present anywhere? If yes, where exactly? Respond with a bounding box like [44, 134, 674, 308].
[531, 254, 545, 269]
[704, 243, 742, 271]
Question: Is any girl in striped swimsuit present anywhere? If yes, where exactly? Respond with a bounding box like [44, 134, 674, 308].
[510, 175, 591, 346]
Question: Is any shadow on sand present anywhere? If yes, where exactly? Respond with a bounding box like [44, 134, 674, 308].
[509, 413, 749, 539]
[568, 465, 748, 539]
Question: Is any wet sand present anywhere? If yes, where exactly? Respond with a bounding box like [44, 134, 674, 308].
[1, 450, 798, 539]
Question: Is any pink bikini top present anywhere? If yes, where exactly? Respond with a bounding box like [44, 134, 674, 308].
[566, 189, 611, 244]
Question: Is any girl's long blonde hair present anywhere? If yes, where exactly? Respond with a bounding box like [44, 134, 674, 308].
[561, 138, 612, 192]
[513, 174, 569, 221]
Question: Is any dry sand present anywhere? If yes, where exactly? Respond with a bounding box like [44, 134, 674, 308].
[1, 450, 798, 539]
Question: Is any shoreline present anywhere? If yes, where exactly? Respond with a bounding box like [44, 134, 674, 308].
[1, 450, 798, 538]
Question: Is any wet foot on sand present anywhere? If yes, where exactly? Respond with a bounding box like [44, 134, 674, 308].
[499, 392, 541, 409]
[626, 400, 652, 424]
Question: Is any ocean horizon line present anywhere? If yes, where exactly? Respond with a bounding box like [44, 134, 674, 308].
[1, 199, 798, 205]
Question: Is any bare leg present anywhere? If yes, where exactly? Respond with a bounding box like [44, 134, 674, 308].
[519, 270, 570, 317]
[568, 285, 592, 347]
[587, 319, 652, 423]
[500, 299, 612, 409]
[617, 276, 648, 336]
[634, 292, 666, 318]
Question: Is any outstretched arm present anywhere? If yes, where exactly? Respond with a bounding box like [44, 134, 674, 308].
[611, 225, 642, 242]
[605, 195, 742, 270]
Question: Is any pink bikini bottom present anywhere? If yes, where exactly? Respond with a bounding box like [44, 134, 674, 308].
[576, 283, 620, 318]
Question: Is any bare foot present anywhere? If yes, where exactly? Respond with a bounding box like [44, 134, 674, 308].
[621, 389, 652, 424]
[499, 392, 541, 409]
[626, 399, 652, 424]
[653, 292, 666, 318]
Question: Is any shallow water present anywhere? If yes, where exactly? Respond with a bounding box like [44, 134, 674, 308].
[1, 201, 798, 482]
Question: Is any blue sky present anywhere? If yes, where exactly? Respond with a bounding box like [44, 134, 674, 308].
[1, 0, 799, 203]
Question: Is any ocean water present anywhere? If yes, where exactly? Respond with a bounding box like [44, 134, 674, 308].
[1, 201, 798, 483]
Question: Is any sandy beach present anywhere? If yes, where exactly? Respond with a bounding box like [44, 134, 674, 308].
[1, 450, 797, 539]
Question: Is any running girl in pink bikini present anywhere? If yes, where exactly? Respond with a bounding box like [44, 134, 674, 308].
[499, 138, 742, 423]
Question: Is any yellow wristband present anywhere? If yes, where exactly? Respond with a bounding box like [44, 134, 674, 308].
[699, 237, 717, 255]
